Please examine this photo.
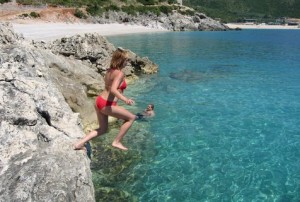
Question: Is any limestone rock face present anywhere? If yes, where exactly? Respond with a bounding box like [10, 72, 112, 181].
[0, 22, 24, 44]
[90, 10, 229, 31]
[159, 12, 228, 31]
[31, 33, 158, 127]
[35, 48, 104, 127]
[0, 22, 159, 201]
[0, 22, 95, 201]
[49, 33, 114, 74]
[46, 33, 159, 76]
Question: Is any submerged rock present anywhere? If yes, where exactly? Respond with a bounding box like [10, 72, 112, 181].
[169, 65, 236, 83]
[94, 187, 137, 202]
[90, 123, 158, 201]
[170, 69, 208, 82]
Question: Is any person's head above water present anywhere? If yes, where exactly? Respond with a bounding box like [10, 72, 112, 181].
[147, 104, 154, 111]
[135, 103, 155, 120]
[144, 104, 155, 117]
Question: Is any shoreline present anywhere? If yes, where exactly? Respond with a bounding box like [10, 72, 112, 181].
[226, 23, 300, 30]
[11, 22, 169, 41]
[9, 21, 300, 42]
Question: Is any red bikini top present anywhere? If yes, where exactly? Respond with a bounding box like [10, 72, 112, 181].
[118, 80, 127, 92]
[109, 68, 127, 92]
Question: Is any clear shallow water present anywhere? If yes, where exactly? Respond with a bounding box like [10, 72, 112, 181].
[107, 30, 300, 201]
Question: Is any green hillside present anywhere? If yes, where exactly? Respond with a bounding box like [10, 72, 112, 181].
[12, 0, 300, 23]
[184, 0, 300, 23]
[15, 0, 185, 17]
[15, 0, 176, 7]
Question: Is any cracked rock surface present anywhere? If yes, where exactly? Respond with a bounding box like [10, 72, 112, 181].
[0, 21, 159, 201]
[0, 22, 95, 202]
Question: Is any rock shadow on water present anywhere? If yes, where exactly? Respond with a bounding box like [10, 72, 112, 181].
[169, 64, 237, 83]
[170, 69, 208, 83]
[210, 64, 238, 73]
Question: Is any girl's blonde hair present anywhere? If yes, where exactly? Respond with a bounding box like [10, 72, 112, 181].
[110, 48, 128, 69]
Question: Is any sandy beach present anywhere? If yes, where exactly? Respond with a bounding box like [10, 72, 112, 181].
[9, 21, 300, 42]
[1, 2, 167, 41]
[10, 22, 300, 42]
[12, 22, 168, 41]
[226, 23, 300, 30]
[2, 2, 300, 42]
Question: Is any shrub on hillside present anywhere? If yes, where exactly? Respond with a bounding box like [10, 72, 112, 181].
[74, 8, 87, 19]
[0, 0, 10, 3]
[158, 5, 173, 14]
[137, 0, 156, 6]
[167, 0, 177, 4]
[19, 13, 29, 18]
[19, 12, 40, 18]
[30, 11, 40, 18]
[122, 5, 137, 16]
[87, 4, 105, 16]
[104, 5, 120, 12]
[178, 9, 195, 16]
[137, 6, 160, 16]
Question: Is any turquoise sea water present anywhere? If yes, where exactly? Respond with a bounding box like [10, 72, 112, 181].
[105, 30, 300, 201]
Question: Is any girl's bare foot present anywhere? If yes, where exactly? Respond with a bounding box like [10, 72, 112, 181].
[73, 144, 86, 153]
[112, 142, 128, 150]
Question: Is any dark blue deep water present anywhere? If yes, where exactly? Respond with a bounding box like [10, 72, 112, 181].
[105, 30, 300, 201]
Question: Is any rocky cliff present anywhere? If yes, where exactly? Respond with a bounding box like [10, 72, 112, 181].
[0, 22, 158, 201]
[90, 10, 229, 31]
[0, 22, 95, 201]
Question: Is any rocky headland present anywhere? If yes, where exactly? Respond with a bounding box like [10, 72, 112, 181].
[90, 10, 229, 31]
[0, 22, 158, 201]
[0, 2, 229, 31]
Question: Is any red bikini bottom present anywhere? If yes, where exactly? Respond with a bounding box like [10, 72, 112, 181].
[95, 96, 117, 110]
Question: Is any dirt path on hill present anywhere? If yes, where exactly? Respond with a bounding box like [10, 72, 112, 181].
[0, 2, 84, 23]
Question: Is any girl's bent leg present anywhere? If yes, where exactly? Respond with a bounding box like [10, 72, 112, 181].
[112, 119, 135, 150]
[101, 106, 136, 150]
[74, 108, 108, 150]
[73, 130, 98, 150]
